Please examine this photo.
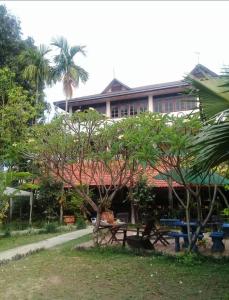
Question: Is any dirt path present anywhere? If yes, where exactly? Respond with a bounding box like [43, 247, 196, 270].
[0, 227, 93, 262]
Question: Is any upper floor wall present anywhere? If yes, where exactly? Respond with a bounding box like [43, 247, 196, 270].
[70, 93, 197, 118]
[54, 64, 217, 118]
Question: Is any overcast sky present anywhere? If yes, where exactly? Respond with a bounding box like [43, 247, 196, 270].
[2, 1, 229, 117]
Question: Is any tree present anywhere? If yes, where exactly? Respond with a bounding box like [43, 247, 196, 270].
[123, 112, 227, 251]
[51, 36, 89, 112]
[20, 44, 52, 106]
[0, 68, 39, 168]
[24, 110, 141, 238]
[0, 5, 21, 68]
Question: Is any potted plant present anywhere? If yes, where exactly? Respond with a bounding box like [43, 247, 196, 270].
[63, 215, 75, 224]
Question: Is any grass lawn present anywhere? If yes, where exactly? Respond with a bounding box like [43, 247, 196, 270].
[0, 235, 228, 300]
[0, 232, 65, 252]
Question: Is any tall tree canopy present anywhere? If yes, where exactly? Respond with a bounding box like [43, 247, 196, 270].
[0, 5, 49, 168]
[51, 36, 89, 111]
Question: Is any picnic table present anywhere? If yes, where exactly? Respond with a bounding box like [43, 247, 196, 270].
[96, 222, 127, 246]
[161, 219, 203, 252]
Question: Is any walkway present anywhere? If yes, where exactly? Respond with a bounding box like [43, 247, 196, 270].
[0, 227, 93, 263]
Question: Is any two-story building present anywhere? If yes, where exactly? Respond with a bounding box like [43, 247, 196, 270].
[54, 64, 218, 118]
[53, 64, 222, 220]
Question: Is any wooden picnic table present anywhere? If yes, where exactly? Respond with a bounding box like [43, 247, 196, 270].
[97, 222, 127, 246]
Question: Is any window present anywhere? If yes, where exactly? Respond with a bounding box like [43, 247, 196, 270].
[111, 106, 119, 118]
[164, 102, 169, 113]
[169, 102, 173, 112]
[181, 100, 186, 111]
[176, 100, 180, 111]
[154, 101, 163, 112]
[130, 105, 137, 116]
[139, 105, 147, 113]
[120, 105, 128, 117]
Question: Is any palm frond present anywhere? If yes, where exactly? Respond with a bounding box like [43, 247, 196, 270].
[190, 111, 229, 172]
[187, 75, 229, 118]
[51, 36, 69, 53]
[70, 45, 86, 58]
[75, 65, 89, 83]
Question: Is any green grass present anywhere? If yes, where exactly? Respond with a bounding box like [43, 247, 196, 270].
[0, 235, 228, 300]
[0, 232, 65, 252]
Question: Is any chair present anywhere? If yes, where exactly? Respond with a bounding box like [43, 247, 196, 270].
[124, 221, 155, 250]
[124, 219, 170, 250]
[116, 212, 129, 223]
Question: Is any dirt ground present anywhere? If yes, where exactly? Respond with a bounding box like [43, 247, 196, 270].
[78, 230, 229, 258]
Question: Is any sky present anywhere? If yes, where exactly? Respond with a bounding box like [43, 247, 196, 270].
[2, 1, 229, 118]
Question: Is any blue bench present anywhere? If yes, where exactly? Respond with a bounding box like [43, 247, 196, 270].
[222, 223, 229, 238]
[210, 232, 225, 253]
[168, 231, 203, 252]
[160, 219, 180, 227]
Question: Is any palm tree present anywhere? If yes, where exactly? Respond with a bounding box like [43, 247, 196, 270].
[51, 37, 89, 112]
[20, 44, 52, 104]
[188, 74, 229, 172]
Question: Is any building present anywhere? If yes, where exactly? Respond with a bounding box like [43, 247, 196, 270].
[54, 64, 218, 118]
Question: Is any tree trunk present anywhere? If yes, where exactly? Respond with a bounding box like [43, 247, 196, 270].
[93, 209, 102, 246]
[185, 190, 192, 249]
[29, 193, 33, 226]
[196, 187, 202, 223]
[59, 203, 63, 224]
[9, 198, 13, 223]
[189, 185, 217, 251]
[130, 201, 136, 224]
[168, 178, 173, 213]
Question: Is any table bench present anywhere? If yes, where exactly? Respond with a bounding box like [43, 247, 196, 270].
[168, 231, 203, 252]
[210, 232, 225, 253]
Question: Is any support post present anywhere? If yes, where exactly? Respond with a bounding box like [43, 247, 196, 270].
[148, 95, 153, 112]
[106, 100, 111, 118]
[69, 105, 72, 115]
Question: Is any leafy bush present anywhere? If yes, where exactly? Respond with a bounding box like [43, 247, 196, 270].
[76, 217, 87, 229]
[3, 226, 11, 237]
[43, 222, 58, 233]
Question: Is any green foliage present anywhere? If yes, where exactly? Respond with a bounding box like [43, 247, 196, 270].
[0, 5, 21, 68]
[3, 226, 11, 238]
[131, 176, 155, 219]
[76, 216, 87, 229]
[43, 222, 58, 233]
[222, 208, 229, 218]
[190, 110, 229, 173]
[187, 75, 229, 119]
[35, 177, 63, 217]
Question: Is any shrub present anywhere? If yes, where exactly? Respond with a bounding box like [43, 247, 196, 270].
[76, 217, 87, 229]
[3, 226, 11, 237]
[43, 222, 58, 233]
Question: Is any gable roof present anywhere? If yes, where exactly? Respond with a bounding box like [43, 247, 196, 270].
[101, 78, 130, 94]
[54, 64, 218, 110]
[190, 64, 218, 79]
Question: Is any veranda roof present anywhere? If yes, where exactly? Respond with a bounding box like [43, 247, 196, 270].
[155, 169, 229, 186]
[3, 187, 32, 197]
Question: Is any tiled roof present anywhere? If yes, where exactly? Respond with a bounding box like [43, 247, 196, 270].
[58, 164, 182, 188]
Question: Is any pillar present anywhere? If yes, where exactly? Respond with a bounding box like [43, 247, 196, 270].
[69, 105, 72, 115]
[106, 100, 111, 118]
[148, 95, 154, 112]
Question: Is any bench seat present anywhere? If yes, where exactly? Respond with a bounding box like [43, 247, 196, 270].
[210, 232, 225, 253]
[168, 231, 204, 252]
